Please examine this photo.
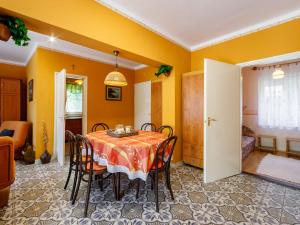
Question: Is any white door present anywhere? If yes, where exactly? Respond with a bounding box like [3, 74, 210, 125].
[134, 81, 151, 130]
[204, 59, 241, 183]
[54, 69, 66, 166]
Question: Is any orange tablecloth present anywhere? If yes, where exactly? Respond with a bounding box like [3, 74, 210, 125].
[86, 130, 167, 181]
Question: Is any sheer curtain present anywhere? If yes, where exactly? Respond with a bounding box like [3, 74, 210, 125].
[258, 63, 300, 130]
[66, 83, 83, 115]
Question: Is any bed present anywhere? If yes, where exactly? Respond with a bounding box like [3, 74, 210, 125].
[242, 125, 256, 160]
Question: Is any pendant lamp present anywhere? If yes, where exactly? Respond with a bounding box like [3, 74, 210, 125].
[272, 67, 285, 79]
[104, 50, 127, 86]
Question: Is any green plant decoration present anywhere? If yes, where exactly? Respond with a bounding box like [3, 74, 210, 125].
[155, 65, 173, 77]
[0, 15, 30, 46]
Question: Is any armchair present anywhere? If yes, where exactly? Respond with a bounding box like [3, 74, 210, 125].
[0, 137, 15, 207]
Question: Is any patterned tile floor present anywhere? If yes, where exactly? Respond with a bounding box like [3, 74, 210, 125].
[1, 161, 300, 225]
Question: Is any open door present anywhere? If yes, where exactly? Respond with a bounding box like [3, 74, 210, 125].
[54, 69, 66, 166]
[204, 59, 241, 183]
[134, 81, 151, 130]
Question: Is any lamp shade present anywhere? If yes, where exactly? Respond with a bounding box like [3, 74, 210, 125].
[104, 70, 128, 86]
[272, 68, 285, 79]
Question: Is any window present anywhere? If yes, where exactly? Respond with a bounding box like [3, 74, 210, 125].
[65, 83, 82, 116]
[258, 63, 300, 130]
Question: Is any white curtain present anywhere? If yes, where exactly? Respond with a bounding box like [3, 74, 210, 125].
[258, 63, 300, 130]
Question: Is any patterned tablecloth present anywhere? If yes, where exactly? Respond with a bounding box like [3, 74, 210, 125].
[86, 130, 167, 181]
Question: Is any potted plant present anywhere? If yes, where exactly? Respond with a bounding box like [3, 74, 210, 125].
[0, 15, 30, 46]
[155, 65, 173, 77]
[40, 121, 51, 164]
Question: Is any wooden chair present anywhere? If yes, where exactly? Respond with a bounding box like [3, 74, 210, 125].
[136, 136, 177, 212]
[64, 130, 78, 201]
[157, 125, 173, 137]
[72, 134, 108, 217]
[141, 123, 156, 131]
[91, 123, 109, 132]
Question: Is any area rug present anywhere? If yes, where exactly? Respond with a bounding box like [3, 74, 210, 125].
[257, 154, 300, 184]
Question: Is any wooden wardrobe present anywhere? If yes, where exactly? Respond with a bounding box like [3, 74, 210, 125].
[182, 71, 204, 168]
[0, 78, 21, 123]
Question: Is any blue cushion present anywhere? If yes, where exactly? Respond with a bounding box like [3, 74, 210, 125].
[0, 129, 14, 137]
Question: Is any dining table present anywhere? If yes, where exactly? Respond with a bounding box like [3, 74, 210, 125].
[86, 130, 168, 199]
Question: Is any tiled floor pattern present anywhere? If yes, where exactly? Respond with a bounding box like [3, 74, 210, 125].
[1, 161, 300, 224]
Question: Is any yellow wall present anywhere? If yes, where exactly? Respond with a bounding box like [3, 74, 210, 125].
[191, 19, 300, 70]
[0, 0, 190, 163]
[134, 66, 162, 84]
[26, 52, 38, 147]
[28, 48, 134, 159]
[0, 63, 26, 80]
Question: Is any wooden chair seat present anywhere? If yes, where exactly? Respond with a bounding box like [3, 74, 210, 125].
[86, 162, 106, 172]
[150, 159, 165, 170]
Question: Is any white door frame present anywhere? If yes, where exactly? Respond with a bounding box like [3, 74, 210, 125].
[53, 72, 88, 166]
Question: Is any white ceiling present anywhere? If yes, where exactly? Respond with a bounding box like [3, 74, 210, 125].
[0, 31, 145, 69]
[97, 0, 300, 50]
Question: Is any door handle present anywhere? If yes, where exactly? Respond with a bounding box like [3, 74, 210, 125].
[207, 117, 217, 127]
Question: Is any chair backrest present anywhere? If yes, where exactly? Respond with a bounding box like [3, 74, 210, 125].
[154, 136, 177, 169]
[65, 130, 76, 163]
[91, 123, 109, 132]
[157, 125, 173, 137]
[141, 123, 156, 131]
[75, 134, 94, 173]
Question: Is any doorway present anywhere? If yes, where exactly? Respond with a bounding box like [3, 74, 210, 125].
[240, 55, 300, 187]
[134, 80, 162, 130]
[54, 69, 88, 166]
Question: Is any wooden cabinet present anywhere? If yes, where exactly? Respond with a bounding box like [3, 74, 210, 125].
[0, 79, 21, 123]
[65, 118, 82, 135]
[182, 71, 204, 168]
[151, 81, 162, 128]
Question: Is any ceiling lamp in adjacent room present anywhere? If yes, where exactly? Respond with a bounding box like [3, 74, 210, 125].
[104, 50, 127, 86]
[272, 67, 285, 79]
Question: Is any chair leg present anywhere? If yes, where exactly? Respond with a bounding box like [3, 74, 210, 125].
[70, 164, 79, 201]
[64, 163, 73, 190]
[136, 178, 140, 199]
[112, 173, 118, 200]
[151, 174, 154, 190]
[84, 171, 93, 217]
[72, 172, 82, 205]
[165, 170, 174, 200]
[155, 173, 159, 212]
[98, 173, 104, 191]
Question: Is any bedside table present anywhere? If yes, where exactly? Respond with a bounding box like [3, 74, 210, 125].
[257, 135, 277, 154]
[286, 138, 300, 157]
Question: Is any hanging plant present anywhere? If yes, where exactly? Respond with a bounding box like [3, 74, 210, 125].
[0, 15, 30, 46]
[155, 65, 173, 77]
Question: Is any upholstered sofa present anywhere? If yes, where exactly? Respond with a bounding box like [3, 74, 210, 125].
[0, 137, 15, 208]
[0, 121, 31, 158]
[242, 125, 256, 160]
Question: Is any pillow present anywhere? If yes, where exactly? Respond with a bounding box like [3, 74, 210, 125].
[0, 129, 15, 137]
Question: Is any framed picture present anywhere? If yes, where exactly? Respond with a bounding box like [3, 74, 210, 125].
[28, 79, 33, 102]
[106, 85, 122, 101]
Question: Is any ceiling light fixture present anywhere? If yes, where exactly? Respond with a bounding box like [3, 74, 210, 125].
[49, 36, 56, 43]
[272, 66, 285, 79]
[104, 50, 127, 86]
[74, 79, 83, 85]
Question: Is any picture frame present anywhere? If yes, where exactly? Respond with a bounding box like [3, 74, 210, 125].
[106, 85, 122, 101]
[28, 79, 33, 102]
